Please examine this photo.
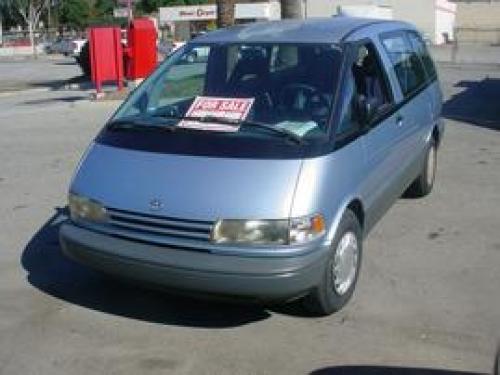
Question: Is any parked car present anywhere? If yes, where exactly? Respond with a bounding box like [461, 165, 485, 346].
[63, 38, 86, 56]
[48, 37, 86, 56]
[60, 17, 444, 315]
[158, 40, 174, 56]
[46, 38, 67, 54]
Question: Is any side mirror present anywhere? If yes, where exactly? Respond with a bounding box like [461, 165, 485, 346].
[354, 95, 379, 126]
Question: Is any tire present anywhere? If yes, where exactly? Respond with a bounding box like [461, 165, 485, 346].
[405, 138, 437, 198]
[303, 209, 363, 316]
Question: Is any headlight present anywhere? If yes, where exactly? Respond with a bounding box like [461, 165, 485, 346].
[68, 193, 108, 223]
[211, 214, 325, 246]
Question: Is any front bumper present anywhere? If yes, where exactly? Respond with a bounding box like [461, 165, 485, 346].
[59, 223, 329, 302]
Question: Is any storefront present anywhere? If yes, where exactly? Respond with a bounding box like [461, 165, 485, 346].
[159, 2, 281, 41]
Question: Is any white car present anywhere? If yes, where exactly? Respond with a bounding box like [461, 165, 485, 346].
[62, 39, 86, 57]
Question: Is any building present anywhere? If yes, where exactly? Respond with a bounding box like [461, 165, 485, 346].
[159, 1, 281, 40]
[452, 0, 500, 44]
[305, 0, 457, 45]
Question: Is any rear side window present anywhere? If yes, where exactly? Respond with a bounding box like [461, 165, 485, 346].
[406, 31, 437, 80]
[381, 32, 427, 97]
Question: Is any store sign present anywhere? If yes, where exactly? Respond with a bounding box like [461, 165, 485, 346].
[159, 5, 217, 22]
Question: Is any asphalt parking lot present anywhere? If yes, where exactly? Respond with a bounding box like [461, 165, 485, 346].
[0, 61, 499, 375]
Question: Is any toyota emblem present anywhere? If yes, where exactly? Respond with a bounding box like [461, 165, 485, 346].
[149, 198, 164, 211]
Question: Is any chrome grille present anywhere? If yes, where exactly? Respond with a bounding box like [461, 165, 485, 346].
[106, 207, 213, 243]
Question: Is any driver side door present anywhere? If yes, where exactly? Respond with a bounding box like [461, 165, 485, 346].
[336, 40, 406, 232]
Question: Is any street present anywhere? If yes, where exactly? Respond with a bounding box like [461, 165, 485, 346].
[0, 61, 499, 375]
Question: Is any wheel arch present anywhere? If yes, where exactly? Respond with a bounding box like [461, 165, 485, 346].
[325, 197, 366, 244]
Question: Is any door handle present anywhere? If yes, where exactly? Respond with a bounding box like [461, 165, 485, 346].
[396, 115, 404, 127]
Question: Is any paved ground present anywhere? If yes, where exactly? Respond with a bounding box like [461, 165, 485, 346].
[0, 55, 82, 93]
[0, 63, 499, 375]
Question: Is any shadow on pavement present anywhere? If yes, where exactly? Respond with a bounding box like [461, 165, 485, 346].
[310, 366, 486, 375]
[28, 75, 92, 91]
[53, 61, 78, 66]
[21, 208, 271, 328]
[23, 95, 89, 105]
[443, 77, 500, 131]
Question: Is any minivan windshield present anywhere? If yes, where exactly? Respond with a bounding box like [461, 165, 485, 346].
[112, 42, 342, 144]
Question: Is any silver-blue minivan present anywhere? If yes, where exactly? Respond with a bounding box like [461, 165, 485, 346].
[60, 17, 444, 315]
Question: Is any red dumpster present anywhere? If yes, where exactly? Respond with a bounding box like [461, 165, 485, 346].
[125, 18, 157, 80]
[88, 27, 124, 93]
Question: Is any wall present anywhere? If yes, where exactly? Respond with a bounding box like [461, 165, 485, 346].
[393, 0, 436, 41]
[0, 45, 44, 57]
[305, 0, 337, 18]
[306, 0, 456, 45]
[455, 2, 500, 44]
[337, 5, 393, 20]
[435, 9, 455, 44]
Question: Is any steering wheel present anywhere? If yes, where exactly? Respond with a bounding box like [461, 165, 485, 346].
[278, 83, 330, 117]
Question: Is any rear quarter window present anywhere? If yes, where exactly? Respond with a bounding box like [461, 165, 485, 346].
[406, 31, 437, 80]
[380, 32, 427, 97]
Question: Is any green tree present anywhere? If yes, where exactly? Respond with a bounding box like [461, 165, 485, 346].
[0, 1, 23, 29]
[87, 0, 116, 25]
[58, 0, 90, 29]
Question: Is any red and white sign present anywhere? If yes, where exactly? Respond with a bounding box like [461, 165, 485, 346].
[159, 5, 216, 22]
[179, 96, 254, 132]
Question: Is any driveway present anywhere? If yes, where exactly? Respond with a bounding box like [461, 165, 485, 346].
[0, 63, 499, 375]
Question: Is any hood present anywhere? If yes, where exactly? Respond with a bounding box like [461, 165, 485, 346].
[70, 143, 303, 221]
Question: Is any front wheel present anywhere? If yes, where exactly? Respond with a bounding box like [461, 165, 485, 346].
[303, 209, 363, 316]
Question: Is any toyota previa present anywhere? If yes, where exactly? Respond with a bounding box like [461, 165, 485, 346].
[60, 17, 444, 315]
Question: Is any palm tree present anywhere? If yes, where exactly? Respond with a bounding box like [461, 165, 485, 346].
[216, 0, 235, 28]
[281, 0, 303, 19]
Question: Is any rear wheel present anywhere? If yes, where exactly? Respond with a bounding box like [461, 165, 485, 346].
[405, 139, 437, 198]
[303, 209, 362, 316]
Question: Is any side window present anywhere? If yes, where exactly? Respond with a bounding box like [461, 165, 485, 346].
[336, 42, 392, 135]
[381, 32, 427, 97]
[149, 46, 208, 108]
[407, 31, 437, 80]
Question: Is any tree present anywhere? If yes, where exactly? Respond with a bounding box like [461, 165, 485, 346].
[0, 1, 23, 29]
[216, 0, 234, 28]
[280, 0, 302, 19]
[2, 0, 49, 56]
[58, 0, 90, 30]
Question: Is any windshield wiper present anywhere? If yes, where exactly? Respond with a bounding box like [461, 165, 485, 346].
[237, 119, 306, 145]
[162, 115, 305, 145]
[113, 114, 306, 145]
[107, 117, 177, 132]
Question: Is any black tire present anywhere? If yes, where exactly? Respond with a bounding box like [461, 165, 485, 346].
[303, 209, 363, 316]
[405, 138, 437, 198]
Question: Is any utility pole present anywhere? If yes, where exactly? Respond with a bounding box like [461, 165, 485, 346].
[216, 0, 235, 28]
[281, 0, 303, 20]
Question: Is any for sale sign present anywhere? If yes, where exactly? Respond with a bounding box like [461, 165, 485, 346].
[179, 96, 254, 132]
